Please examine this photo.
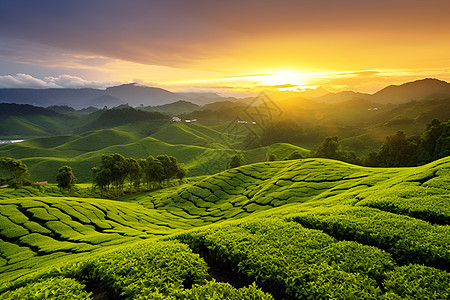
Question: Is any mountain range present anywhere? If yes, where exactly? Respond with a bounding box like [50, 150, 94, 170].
[0, 78, 449, 109]
[313, 78, 450, 104]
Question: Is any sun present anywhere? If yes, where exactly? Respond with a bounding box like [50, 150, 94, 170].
[257, 71, 311, 91]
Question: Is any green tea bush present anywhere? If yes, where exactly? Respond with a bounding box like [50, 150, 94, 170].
[384, 264, 450, 299]
[74, 240, 209, 299]
[0, 277, 91, 300]
[176, 218, 391, 299]
[291, 206, 450, 269]
[173, 281, 273, 300]
[357, 191, 450, 225]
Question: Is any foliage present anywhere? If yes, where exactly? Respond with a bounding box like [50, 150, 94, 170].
[74, 240, 209, 298]
[175, 218, 389, 299]
[309, 136, 360, 164]
[383, 264, 450, 300]
[56, 166, 77, 190]
[0, 157, 29, 188]
[1, 157, 450, 299]
[0, 277, 91, 300]
[291, 206, 450, 269]
[417, 118, 450, 164]
[364, 119, 450, 167]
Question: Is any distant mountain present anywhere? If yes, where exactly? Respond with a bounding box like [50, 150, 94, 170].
[138, 100, 200, 115]
[308, 78, 450, 105]
[0, 88, 104, 109]
[0, 83, 187, 109]
[105, 83, 186, 107]
[177, 92, 242, 105]
[315, 91, 371, 103]
[0, 103, 60, 117]
[370, 78, 450, 104]
[88, 95, 125, 108]
[179, 92, 222, 99]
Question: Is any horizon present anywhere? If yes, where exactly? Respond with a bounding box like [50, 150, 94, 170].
[0, 77, 448, 100]
[0, 1, 449, 97]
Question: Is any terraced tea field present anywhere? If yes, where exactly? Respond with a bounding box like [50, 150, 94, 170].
[1, 157, 449, 299]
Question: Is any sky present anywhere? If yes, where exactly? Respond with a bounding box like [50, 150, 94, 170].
[0, 0, 449, 96]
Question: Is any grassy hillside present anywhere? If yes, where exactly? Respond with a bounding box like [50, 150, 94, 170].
[1, 157, 449, 299]
[0, 122, 306, 182]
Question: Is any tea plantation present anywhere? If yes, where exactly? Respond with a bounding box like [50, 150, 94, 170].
[1, 157, 449, 299]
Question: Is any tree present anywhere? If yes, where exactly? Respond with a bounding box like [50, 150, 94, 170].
[92, 167, 112, 196]
[376, 131, 419, 166]
[125, 158, 142, 193]
[92, 153, 127, 195]
[312, 136, 340, 159]
[310, 136, 360, 164]
[175, 163, 188, 181]
[417, 119, 450, 164]
[157, 155, 182, 184]
[146, 156, 165, 188]
[229, 153, 244, 168]
[56, 166, 77, 190]
[0, 157, 29, 187]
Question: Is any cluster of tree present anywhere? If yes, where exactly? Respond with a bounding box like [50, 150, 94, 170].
[364, 119, 450, 167]
[284, 118, 450, 167]
[0, 157, 29, 187]
[92, 153, 187, 196]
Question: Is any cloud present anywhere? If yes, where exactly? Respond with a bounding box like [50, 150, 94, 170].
[1, 0, 449, 71]
[0, 74, 121, 89]
[0, 74, 51, 89]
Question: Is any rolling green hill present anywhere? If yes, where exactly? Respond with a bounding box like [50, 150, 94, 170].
[0, 121, 308, 182]
[1, 157, 449, 299]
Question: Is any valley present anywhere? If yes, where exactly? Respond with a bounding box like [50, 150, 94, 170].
[0, 79, 449, 299]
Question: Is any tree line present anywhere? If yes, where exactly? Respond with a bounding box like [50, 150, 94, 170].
[282, 118, 450, 167]
[92, 153, 187, 196]
[0, 153, 187, 197]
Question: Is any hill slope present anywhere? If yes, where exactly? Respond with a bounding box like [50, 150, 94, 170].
[1, 157, 449, 299]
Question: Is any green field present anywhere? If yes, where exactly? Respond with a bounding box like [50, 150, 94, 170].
[1, 157, 449, 299]
[0, 121, 309, 183]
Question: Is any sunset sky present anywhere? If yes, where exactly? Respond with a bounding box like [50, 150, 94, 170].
[0, 0, 449, 96]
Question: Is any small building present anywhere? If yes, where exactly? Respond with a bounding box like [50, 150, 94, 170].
[171, 117, 181, 122]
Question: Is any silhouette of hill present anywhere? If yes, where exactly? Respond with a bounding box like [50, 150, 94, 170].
[315, 91, 371, 103]
[138, 100, 200, 115]
[370, 78, 450, 104]
[0, 83, 188, 109]
[88, 95, 125, 108]
[104, 83, 186, 107]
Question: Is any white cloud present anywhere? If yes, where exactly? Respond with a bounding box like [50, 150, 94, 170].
[0, 73, 53, 88]
[0, 73, 121, 89]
